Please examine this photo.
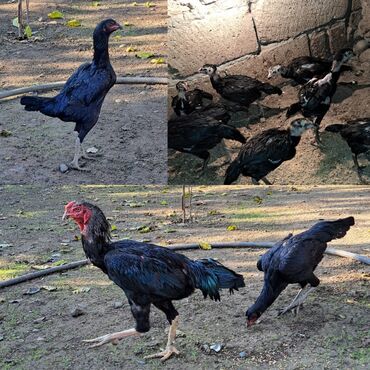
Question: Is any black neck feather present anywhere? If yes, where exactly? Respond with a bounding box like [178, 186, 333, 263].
[290, 135, 301, 146]
[93, 32, 110, 67]
[249, 278, 288, 317]
[210, 73, 221, 89]
[81, 209, 111, 270]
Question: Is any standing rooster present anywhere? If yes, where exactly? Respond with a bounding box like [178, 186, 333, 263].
[246, 217, 354, 326]
[63, 201, 245, 361]
[20, 19, 121, 170]
[199, 64, 282, 115]
[286, 48, 354, 144]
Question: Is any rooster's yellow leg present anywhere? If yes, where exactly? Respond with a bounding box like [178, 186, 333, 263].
[83, 328, 140, 348]
[144, 316, 180, 362]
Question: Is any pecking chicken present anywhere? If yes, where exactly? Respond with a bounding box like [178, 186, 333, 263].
[246, 217, 354, 326]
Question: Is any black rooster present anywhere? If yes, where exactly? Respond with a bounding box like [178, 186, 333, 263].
[168, 115, 246, 174]
[20, 19, 121, 170]
[199, 64, 282, 115]
[171, 81, 213, 116]
[286, 49, 355, 144]
[246, 217, 354, 326]
[224, 119, 314, 185]
[63, 201, 245, 361]
[325, 118, 370, 183]
[268, 55, 352, 85]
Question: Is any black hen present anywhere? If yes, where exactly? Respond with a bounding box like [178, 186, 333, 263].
[171, 81, 213, 116]
[63, 201, 245, 361]
[268, 56, 352, 85]
[286, 49, 355, 144]
[20, 19, 121, 170]
[325, 118, 370, 183]
[168, 115, 246, 173]
[199, 64, 282, 114]
[246, 217, 354, 326]
[224, 119, 314, 185]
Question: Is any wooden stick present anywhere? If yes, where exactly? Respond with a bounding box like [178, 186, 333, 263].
[0, 77, 168, 100]
[0, 243, 368, 289]
[325, 247, 370, 265]
[167, 242, 275, 251]
[26, 0, 30, 24]
[17, 0, 23, 39]
[0, 259, 90, 289]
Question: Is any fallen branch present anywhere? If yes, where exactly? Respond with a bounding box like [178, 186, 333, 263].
[0, 259, 89, 289]
[325, 247, 370, 265]
[167, 242, 275, 251]
[0, 242, 368, 289]
[0, 76, 168, 100]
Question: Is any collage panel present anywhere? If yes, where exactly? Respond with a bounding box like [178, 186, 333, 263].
[168, 0, 370, 185]
[0, 0, 167, 184]
[0, 185, 369, 368]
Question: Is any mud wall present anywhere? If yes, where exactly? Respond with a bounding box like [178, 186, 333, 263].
[168, 0, 364, 83]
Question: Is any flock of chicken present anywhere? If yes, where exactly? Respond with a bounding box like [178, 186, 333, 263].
[169, 48, 370, 184]
[63, 201, 354, 361]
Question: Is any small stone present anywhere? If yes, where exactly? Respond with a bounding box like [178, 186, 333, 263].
[24, 287, 40, 295]
[86, 146, 99, 154]
[0, 243, 13, 249]
[0, 335, 4, 341]
[41, 285, 57, 292]
[50, 253, 61, 262]
[59, 163, 69, 173]
[9, 299, 22, 304]
[33, 317, 46, 324]
[359, 48, 370, 63]
[115, 99, 122, 103]
[210, 343, 223, 353]
[201, 344, 211, 354]
[354, 39, 369, 55]
[113, 301, 123, 309]
[71, 305, 86, 317]
[239, 351, 247, 358]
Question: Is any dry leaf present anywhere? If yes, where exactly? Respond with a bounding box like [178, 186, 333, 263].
[151, 58, 165, 64]
[199, 242, 212, 250]
[136, 52, 154, 59]
[66, 19, 81, 27]
[126, 46, 137, 52]
[48, 11, 64, 19]
[227, 225, 237, 231]
[24, 25, 32, 38]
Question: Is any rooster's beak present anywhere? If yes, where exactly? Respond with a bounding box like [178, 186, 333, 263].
[113, 23, 122, 31]
[62, 211, 69, 221]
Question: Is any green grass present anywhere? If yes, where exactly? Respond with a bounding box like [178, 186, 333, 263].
[351, 348, 370, 365]
[0, 262, 29, 280]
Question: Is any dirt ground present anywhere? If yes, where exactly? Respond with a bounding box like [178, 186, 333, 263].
[0, 185, 369, 369]
[0, 0, 167, 184]
[168, 55, 370, 185]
